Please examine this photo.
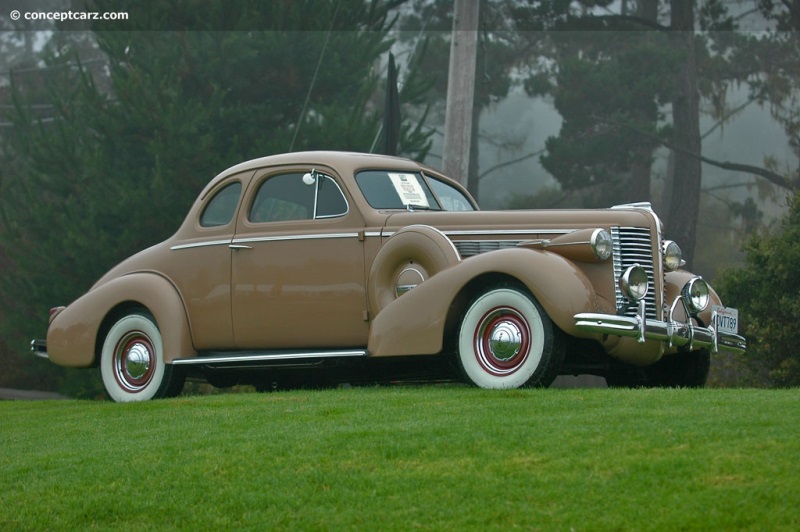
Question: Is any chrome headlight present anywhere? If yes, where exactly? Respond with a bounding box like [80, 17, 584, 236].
[591, 229, 613, 261]
[662, 240, 683, 271]
[619, 264, 649, 301]
[681, 277, 709, 314]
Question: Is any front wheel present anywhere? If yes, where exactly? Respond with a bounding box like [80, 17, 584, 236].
[100, 311, 186, 402]
[456, 285, 563, 389]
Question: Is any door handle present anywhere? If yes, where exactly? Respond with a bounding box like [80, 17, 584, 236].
[229, 244, 253, 250]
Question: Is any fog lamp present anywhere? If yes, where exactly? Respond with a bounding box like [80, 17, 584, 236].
[619, 264, 649, 302]
[681, 277, 709, 314]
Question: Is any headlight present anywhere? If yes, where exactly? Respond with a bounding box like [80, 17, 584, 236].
[591, 229, 613, 261]
[681, 277, 709, 313]
[619, 264, 649, 301]
[662, 240, 683, 271]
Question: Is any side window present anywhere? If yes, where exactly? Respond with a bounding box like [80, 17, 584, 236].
[316, 176, 348, 218]
[200, 182, 242, 227]
[248, 172, 348, 223]
[249, 173, 313, 223]
[427, 177, 476, 211]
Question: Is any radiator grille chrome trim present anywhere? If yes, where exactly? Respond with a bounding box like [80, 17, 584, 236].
[612, 226, 658, 320]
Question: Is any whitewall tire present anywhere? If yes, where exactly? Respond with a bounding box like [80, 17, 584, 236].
[100, 312, 185, 402]
[457, 285, 562, 389]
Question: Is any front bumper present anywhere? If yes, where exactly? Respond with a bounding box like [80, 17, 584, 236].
[574, 301, 746, 355]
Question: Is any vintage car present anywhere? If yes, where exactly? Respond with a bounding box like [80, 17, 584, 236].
[32, 151, 746, 401]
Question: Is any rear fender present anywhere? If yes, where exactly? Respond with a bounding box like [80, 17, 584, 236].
[367, 247, 598, 357]
[47, 272, 196, 367]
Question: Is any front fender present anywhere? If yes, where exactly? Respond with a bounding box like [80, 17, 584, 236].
[368, 247, 599, 357]
[47, 272, 196, 367]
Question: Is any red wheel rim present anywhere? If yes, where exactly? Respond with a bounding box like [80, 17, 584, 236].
[112, 331, 156, 393]
[473, 306, 531, 376]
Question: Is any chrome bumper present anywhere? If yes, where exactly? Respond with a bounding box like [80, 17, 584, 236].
[574, 301, 746, 355]
[31, 339, 49, 359]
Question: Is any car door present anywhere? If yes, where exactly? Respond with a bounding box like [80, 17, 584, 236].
[230, 167, 369, 350]
[165, 174, 251, 350]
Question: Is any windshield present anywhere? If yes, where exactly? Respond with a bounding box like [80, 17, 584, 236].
[355, 170, 475, 211]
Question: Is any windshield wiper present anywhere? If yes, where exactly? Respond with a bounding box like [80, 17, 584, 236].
[405, 204, 442, 212]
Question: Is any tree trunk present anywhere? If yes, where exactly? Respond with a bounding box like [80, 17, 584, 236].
[467, 101, 481, 201]
[625, 0, 659, 204]
[442, 0, 479, 188]
[666, 0, 702, 270]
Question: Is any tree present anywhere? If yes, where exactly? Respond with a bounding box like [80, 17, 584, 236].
[513, 0, 798, 269]
[0, 0, 431, 395]
[715, 190, 800, 386]
[399, 0, 521, 201]
[664, 0, 703, 268]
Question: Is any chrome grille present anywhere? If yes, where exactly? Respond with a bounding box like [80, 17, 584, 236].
[612, 226, 658, 319]
[453, 240, 521, 259]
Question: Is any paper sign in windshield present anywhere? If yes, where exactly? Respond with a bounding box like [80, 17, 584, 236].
[389, 173, 429, 208]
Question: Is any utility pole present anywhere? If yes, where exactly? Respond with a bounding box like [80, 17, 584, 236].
[442, 0, 479, 188]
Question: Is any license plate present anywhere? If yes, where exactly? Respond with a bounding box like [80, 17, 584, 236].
[712, 306, 739, 334]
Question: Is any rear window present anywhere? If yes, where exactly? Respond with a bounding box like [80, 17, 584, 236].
[200, 182, 242, 227]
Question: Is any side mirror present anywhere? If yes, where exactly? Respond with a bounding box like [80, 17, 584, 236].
[302, 169, 317, 186]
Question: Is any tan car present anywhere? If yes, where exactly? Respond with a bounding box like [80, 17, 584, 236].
[32, 151, 746, 401]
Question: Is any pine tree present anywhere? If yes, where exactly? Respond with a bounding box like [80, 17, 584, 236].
[0, 0, 430, 395]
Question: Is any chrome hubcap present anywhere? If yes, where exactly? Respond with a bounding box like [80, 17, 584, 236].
[488, 320, 523, 361]
[124, 342, 151, 380]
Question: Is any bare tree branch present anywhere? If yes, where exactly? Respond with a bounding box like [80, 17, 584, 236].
[606, 118, 799, 190]
[701, 97, 759, 140]
[478, 149, 545, 181]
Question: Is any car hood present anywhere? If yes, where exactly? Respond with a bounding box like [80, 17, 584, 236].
[381, 206, 660, 236]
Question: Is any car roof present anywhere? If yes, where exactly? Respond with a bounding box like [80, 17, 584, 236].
[214, 151, 437, 182]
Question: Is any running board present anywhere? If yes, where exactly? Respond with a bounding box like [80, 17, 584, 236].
[172, 349, 368, 367]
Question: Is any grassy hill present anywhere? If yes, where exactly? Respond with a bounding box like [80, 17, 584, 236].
[1, 387, 798, 530]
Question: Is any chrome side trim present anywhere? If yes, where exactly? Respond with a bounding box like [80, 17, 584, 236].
[231, 233, 360, 245]
[403, 224, 462, 261]
[376, 229, 575, 239]
[443, 229, 576, 237]
[172, 349, 368, 366]
[171, 239, 233, 251]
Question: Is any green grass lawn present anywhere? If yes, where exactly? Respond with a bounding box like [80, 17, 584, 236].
[1, 387, 798, 530]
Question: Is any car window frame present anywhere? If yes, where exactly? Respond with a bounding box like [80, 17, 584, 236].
[198, 180, 244, 228]
[423, 173, 477, 212]
[246, 170, 350, 225]
[355, 169, 443, 210]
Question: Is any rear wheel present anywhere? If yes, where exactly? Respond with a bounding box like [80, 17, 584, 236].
[456, 285, 563, 389]
[100, 312, 186, 402]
